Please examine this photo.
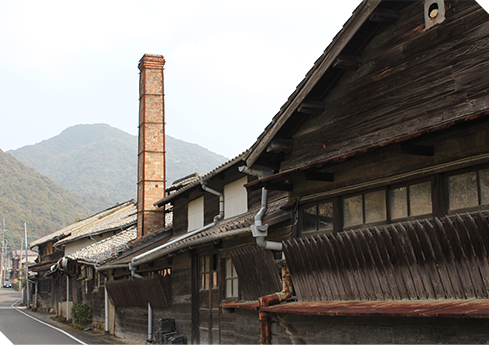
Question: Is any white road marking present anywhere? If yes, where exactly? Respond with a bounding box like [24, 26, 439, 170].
[11, 299, 88, 345]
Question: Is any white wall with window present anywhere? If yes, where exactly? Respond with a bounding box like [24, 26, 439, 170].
[224, 177, 248, 219]
[188, 196, 204, 231]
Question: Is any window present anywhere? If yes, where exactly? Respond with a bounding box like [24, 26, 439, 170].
[301, 180, 434, 232]
[302, 202, 333, 232]
[449, 168, 489, 212]
[224, 177, 248, 218]
[225, 258, 238, 298]
[199, 254, 218, 291]
[188, 196, 204, 231]
[390, 181, 432, 219]
[343, 190, 387, 227]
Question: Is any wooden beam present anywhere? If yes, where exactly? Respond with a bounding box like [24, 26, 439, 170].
[297, 100, 325, 115]
[333, 55, 362, 70]
[368, 8, 399, 23]
[400, 144, 434, 156]
[266, 138, 293, 153]
[305, 171, 334, 182]
[264, 182, 293, 192]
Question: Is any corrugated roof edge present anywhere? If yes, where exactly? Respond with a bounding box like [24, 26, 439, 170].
[154, 151, 248, 207]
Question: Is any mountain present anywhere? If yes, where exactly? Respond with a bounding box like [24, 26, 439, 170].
[0, 149, 90, 251]
[9, 124, 228, 213]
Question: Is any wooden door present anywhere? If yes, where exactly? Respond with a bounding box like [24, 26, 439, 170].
[197, 253, 220, 344]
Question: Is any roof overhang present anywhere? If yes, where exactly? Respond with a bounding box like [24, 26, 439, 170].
[244, 0, 384, 168]
[245, 109, 489, 191]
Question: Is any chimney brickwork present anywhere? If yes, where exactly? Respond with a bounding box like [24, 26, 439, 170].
[137, 54, 166, 238]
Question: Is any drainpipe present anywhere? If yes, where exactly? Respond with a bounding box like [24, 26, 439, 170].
[59, 257, 70, 321]
[129, 264, 152, 342]
[258, 265, 293, 345]
[129, 179, 224, 268]
[200, 179, 224, 223]
[239, 167, 282, 251]
[104, 286, 109, 332]
[127, 179, 224, 342]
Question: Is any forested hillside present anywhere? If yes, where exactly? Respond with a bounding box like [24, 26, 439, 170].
[10, 124, 228, 212]
[0, 149, 90, 251]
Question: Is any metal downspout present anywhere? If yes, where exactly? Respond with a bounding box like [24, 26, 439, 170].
[129, 179, 224, 267]
[105, 286, 109, 332]
[66, 275, 70, 321]
[57, 257, 70, 321]
[259, 265, 293, 344]
[129, 264, 152, 341]
[238, 166, 282, 250]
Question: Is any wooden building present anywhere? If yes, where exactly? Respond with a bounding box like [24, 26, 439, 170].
[239, 0, 489, 343]
[30, 1, 489, 343]
[116, 0, 489, 343]
[30, 200, 136, 316]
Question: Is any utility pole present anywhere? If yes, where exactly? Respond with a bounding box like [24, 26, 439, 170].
[25, 223, 29, 309]
[0, 219, 4, 287]
[19, 238, 23, 292]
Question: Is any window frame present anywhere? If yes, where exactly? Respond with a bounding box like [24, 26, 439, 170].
[224, 258, 239, 300]
[299, 177, 435, 234]
[447, 165, 489, 214]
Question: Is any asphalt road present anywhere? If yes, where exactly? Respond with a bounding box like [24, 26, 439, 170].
[0, 288, 127, 345]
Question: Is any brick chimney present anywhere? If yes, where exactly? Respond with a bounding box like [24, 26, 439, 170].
[137, 54, 166, 238]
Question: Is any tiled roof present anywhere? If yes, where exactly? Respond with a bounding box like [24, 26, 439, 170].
[154, 152, 247, 207]
[55, 202, 137, 246]
[166, 173, 201, 193]
[133, 198, 290, 265]
[30, 200, 136, 248]
[97, 228, 172, 268]
[66, 226, 138, 264]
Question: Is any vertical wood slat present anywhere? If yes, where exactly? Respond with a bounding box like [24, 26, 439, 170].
[349, 230, 377, 301]
[322, 234, 349, 300]
[454, 214, 487, 298]
[357, 230, 384, 300]
[373, 227, 401, 300]
[106, 276, 171, 308]
[230, 246, 281, 301]
[380, 226, 410, 300]
[389, 224, 419, 299]
[422, 220, 456, 299]
[365, 229, 392, 300]
[445, 216, 478, 298]
[433, 217, 467, 298]
[283, 213, 489, 302]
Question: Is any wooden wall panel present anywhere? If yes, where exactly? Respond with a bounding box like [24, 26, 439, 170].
[283, 1, 489, 171]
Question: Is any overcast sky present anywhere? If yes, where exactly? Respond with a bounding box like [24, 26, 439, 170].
[1, 1, 488, 159]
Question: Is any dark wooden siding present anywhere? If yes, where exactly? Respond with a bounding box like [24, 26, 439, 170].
[284, 212, 489, 302]
[284, 1, 489, 171]
[230, 246, 282, 301]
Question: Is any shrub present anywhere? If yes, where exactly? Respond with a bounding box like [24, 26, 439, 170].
[71, 303, 92, 326]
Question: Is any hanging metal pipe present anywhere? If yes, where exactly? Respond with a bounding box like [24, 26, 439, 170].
[200, 179, 224, 222]
[66, 275, 70, 321]
[258, 265, 293, 345]
[129, 263, 152, 342]
[129, 179, 224, 268]
[239, 167, 281, 250]
[105, 286, 109, 332]
[148, 302, 153, 341]
[251, 188, 283, 251]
